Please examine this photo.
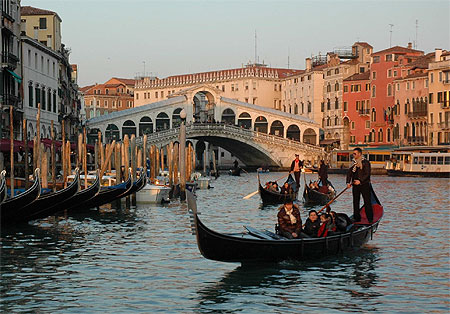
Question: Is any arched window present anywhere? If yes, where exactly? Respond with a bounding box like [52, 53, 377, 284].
[378, 128, 383, 142]
[221, 108, 235, 124]
[238, 112, 252, 129]
[334, 116, 339, 125]
[139, 116, 153, 135]
[286, 125, 300, 141]
[294, 104, 298, 114]
[172, 108, 183, 128]
[122, 120, 136, 138]
[371, 108, 376, 122]
[106, 124, 120, 142]
[156, 112, 170, 131]
[254, 116, 268, 133]
[387, 128, 391, 142]
[270, 120, 284, 137]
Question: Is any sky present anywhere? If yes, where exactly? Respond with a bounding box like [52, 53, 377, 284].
[21, 0, 450, 87]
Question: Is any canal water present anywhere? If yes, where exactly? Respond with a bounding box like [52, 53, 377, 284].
[1, 173, 449, 313]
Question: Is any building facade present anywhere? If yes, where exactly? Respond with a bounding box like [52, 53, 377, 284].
[342, 71, 371, 147]
[1, 0, 22, 139]
[428, 49, 450, 145]
[134, 63, 303, 113]
[20, 5, 61, 51]
[369, 45, 424, 146]
[21, 35, 60, 139]
[82, 77, 135, 120]
[321, 42, 373, 149]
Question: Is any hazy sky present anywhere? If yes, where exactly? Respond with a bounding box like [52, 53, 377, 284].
[22, 0, 450, 86]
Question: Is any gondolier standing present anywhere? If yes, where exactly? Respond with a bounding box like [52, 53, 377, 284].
[318, 160, 328, 184]
[346, 147, 373, 223]
[290, 154, 303, 188]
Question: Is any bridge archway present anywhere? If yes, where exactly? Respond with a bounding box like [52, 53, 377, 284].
[303, 128, 317, 145]
[195, 140, 206, 169]
[122, 120, 136, 139]
[156, 112, 170, 131]
[139, 116, 153, 135]
[88, 128, 101, 144]
[221, 108, 235, 125]
[238, 112, 252, 129]
[172, 108, 183, 128]
[193, 91, 215, 123]
[254, 116, 268, 133]
[270, 120, 284, 137]
[286, 124, 300, 141]
[106, 124, 120, 142]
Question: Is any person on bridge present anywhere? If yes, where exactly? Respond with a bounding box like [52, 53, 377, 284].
[318, 160, 329, 185]
[233, 159, 239, 169]
[277, 200, 302, 239]
[346, 147, 373, 223]
[290, 154, 303, 188]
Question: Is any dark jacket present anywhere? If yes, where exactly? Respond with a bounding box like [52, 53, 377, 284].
[303, 219, 320, 237]
[290, 159, 303, 172]
[277, 205, 302, 234]
[346, 159, 371, 185]
[280, 185, 294, 195]
[318, 164, 328, 182]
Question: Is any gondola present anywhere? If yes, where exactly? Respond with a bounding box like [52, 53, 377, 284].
[116, 168, 147, 199]
[303, 181, 336, 206]
[69, 169, 133, 211]
[230, 167, 241, 176]
[0, 170, 6, 204]
[1, 169, 41, 224]
[27, 170, 101, 222]
[257, 173, 298, 205]
[187, 185, 383, 263]
[9, 169, 81, 224]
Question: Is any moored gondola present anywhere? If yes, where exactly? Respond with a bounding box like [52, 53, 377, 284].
[303, 181, 336, 206]
[187, 186, 383, 263]
[1, 169, 41, 224]
[257, 173, 298, 205]
[10, 169, 81, 224]
[69, 169, 133, 211]
[0, 170, 6, 204]
[28, 170, 101, 222]
[117, 168, 147, 199]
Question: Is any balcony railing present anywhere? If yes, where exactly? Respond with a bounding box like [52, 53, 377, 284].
[407, 110, 427, 118]
[407, 136, 425, 144]
[438, 122, 450, 129]
[1, 53, 19, 69]
[358, 108, 370, 115]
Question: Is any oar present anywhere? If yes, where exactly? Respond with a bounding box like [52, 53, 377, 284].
[243, 190, 259, 199]
[274, 173, 289, 182]
[241, 168, 249, 174]
[317, 186, 350, 214]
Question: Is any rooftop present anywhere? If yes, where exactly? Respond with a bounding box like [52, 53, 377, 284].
[344, 71, 370, 81]
[372, 45, 423, 56]
[21, 6, 62, 21]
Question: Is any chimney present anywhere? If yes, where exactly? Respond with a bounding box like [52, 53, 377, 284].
[306, 58, 312, 71]
[435, 48, 443, 62]
[33, 26, 38, 40]
[407, 42, 412, 49]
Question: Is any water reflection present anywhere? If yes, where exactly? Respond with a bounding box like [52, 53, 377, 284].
[196, 247, 380, 312]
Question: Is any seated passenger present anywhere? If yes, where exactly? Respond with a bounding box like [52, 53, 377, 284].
[317, 213, 337, 237]
[277, 200, 302, 239]
[270, 182, 280, 192]
[280, 182, 293, 195]
[265, 181, 273, 190]
[303, 210, 320, 237]
[318, 184, 329, 194]
[335, 212, 352, 232]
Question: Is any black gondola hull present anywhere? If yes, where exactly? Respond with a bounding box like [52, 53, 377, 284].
[303, 185, 334, 206]
[257, 173, 298, 205]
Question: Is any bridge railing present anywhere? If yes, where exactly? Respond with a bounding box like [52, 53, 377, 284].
[136, 122, 323, 152]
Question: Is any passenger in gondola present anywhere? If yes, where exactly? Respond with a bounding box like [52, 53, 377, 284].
[303, 210, 320, 237]
[317, 213, 336, 237]
[318, 182, 329, 194]
[309, 181, 319, 190]
[280, 182, 293, 195]
[270, 182, 280, 192]
[277, 200, 302, 239]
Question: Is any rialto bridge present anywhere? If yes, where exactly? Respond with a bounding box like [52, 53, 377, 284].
[86, 85, 324, 168]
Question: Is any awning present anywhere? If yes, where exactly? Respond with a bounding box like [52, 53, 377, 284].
[6, 69, 22, 83]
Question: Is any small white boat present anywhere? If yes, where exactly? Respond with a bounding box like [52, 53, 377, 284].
[136, 183, 171, 204]
[197, 177, 210, 189]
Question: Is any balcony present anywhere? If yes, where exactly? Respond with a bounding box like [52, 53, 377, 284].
[440, 102, 450, 109]
[1, 52, 19, 69]
[438, 122, 450, 129]
[407, 136, 426, 144]
[358, 108, 370, 115]
[1, 93, 22, 109]
[407, 110, 427, 118]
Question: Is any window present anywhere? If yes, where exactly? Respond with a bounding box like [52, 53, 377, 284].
[396, 83, 400, 91]
[386, 54, 392, 62]
[387, 84, 392, 96]
[371, 109, 376, 122]
[35, 86, 40, 107]
[366, 83, 370, 91]
[335, 82, 339, 91]
[388, 69, 392, 77]
[343, 101, 348, 111]
[222, 85, 225, 92]
[161, 91, 164, 98]
[335, 97, 339, 109]
[406, 82, 410, 90]
[430, 73, 434, 83]
[136, 93, 139, 100]
[351, 121, 355, 129]
[344, 85, 348, 93]
[393, 70, 397, 77]
[439, 72, 443, 82]
[155, 91, 158, 98]
[373, 56, 380, 63]
[27, 50, 31, 67]
[372, 71, 376, 80]
[335, 68, 339, 75]
[53, 93, 56, 112]
[371, 85, 376, 98]
[412, 81, 415, 89]
[104, 100, 108, 107]
[253, 82, 256, 90]
[28, 84, 33, 107]
[429, 93, 433, 104]
[365, 120, 370, 129]
[378, 129, 383, 142]
[39, 17, 47, 29]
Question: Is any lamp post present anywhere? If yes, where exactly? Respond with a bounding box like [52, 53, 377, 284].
[179, 109, 186, 201]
